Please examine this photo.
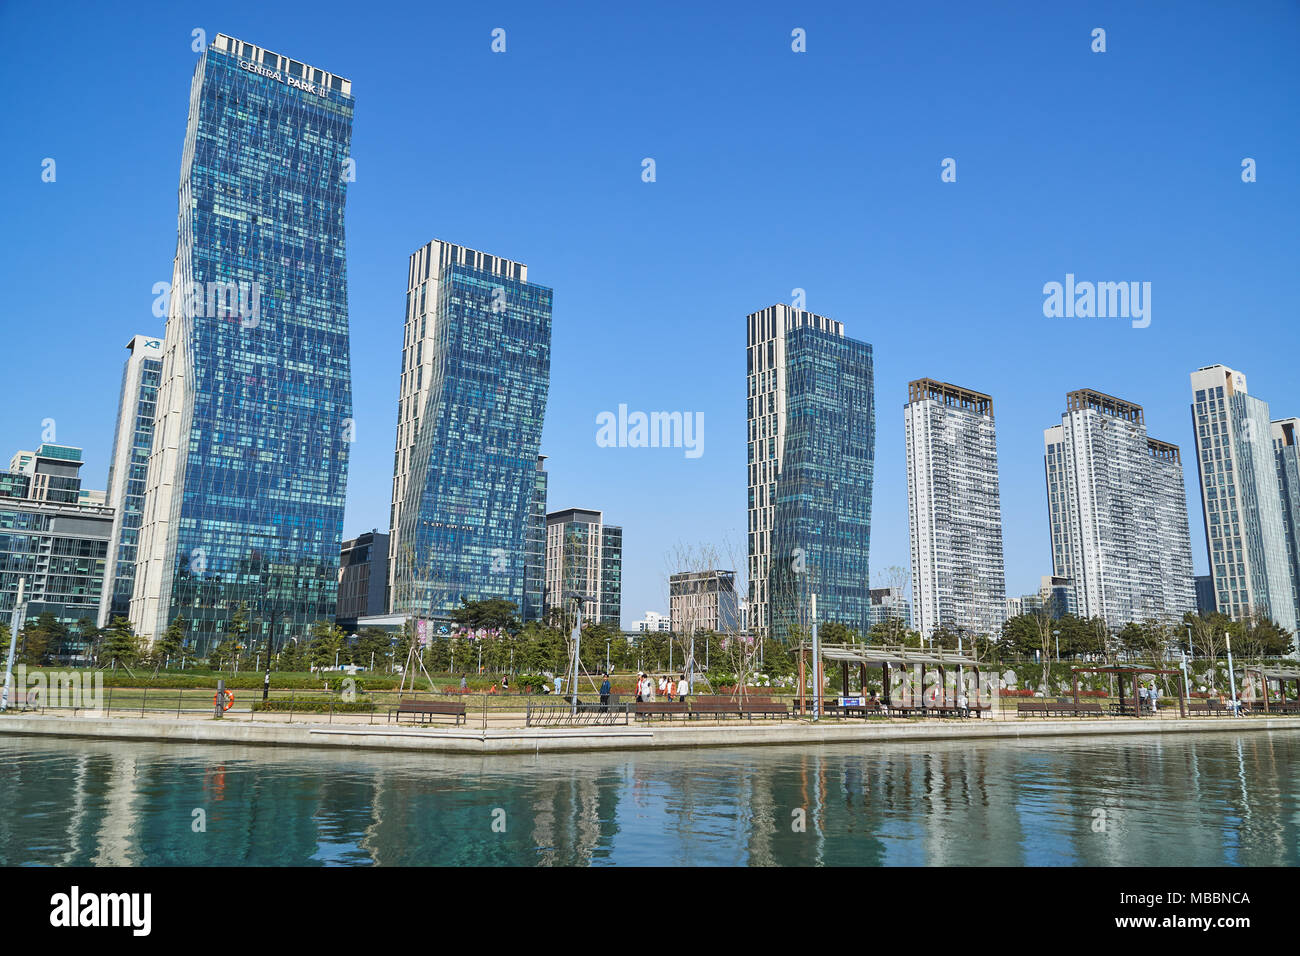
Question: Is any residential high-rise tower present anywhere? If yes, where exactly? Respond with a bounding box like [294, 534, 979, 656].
[1044, 389, 1195, 629]
[904, 379, 1006, 638]
[1189, 366, 1296, 634]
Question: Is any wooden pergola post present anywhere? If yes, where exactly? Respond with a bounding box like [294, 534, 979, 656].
[1072, 670, 1079, 707]
[1260, 668, 1270, 714]
[882, 662, 891, 705]
[920, 662, 927, 715]
[1117, 671, 1126, 716]
[841, 660, 849, 698]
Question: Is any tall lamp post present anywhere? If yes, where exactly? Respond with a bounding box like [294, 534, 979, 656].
[564, 591, 593, 716]
[1225, 631, 1240, 716]
[261, 605, 280, 703]
[1, 578, 27, 712]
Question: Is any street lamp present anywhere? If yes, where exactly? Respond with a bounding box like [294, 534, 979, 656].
[1225, 631, 1241, 716]
[606, 638, 611, 674]
[1053, 629, 1061, 662]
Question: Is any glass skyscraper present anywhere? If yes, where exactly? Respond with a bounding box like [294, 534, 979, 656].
[98, 335, 163, 627]
[750, 313, 875, 641]
[390, 240, 552, 622]
[132, 34, 355, 654]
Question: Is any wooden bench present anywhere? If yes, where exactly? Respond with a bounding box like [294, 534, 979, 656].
[690, 698, 788, 719]
[1017, 701, 1049, 717]
[633, 701, 689, 719]
[389, 699, 467, 725]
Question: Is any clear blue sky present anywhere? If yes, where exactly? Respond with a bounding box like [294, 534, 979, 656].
[3, 0, 1297, 628]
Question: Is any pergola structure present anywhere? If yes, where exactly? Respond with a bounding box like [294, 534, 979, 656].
[793, 642, 986, 715]
[1251, 666, 1300, 714]
[1070, 666, 1186, 718]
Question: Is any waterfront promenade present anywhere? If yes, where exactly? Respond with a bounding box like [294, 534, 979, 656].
[3, 709, 1298, 755]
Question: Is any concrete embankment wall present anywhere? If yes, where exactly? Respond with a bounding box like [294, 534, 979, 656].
[3, 713, 1299, 755]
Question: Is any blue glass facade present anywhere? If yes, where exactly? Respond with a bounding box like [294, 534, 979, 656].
[769, 326, 875, 639]
[135, 36, 354, 654]
[394, 264, 552, 619]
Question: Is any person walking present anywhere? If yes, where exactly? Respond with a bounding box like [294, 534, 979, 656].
[600, 673, 611, 712]
[460, 674, 468, 694]
[677, 673, 689, 704]
[635, 673, 645, 704]
[665, 676, 674, 702]
[1138, 684, 1147, 714]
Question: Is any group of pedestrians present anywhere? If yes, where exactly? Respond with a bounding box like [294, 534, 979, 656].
[634, 672, 689, 703]
[1137, 684, 1159, 713]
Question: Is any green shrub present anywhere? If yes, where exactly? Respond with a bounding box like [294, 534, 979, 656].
[251, 697, 375, 714]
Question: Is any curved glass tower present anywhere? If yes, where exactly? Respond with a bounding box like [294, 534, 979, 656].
[389, 240, 552, 622]
[132, 35, 355, 654]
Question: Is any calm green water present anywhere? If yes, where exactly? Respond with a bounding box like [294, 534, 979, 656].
[0, 731, 1295, 866]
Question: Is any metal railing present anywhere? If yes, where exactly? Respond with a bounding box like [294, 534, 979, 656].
[525, 700, 630, 727]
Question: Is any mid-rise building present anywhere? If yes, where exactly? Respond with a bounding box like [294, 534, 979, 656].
[868, 586, 912, 629]
[132, 34, 356, 655]
[0, 444, 114, 658]
[389, 239, 552, 623]
[337, 530, 389, 628]
[98, 334, 164, 626]
[1044, 389, 1195, 629]
[904, 379, 1006, 638]
[1189, 366, 1296, 634]
[747, 304, 875, 640]
[669, 569, 739, 634]
[632, 610, 672, 633]
[544, 509, 621, 627]
[1271, 417, 1300, 630]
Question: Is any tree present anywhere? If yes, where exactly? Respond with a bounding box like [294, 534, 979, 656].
[306, 620, 345, 670]
[451, 598, 521, 633]
[1000, 614, 1041, 658]
[152, 617, 187, 674]
[100, 617, 140, 671]
[820, 621, 859, 644]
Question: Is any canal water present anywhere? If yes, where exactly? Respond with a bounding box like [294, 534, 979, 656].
[0, 731, 1295, 866]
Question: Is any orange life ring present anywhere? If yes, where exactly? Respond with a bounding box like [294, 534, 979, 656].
[214, 690, 234, 711]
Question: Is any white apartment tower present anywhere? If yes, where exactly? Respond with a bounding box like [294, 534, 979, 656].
[905, 379, 1006, 637]
[1044, 389, 1195, 629]
[1189, 365, 1297, 634]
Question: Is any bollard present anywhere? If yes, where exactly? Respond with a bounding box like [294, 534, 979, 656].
[215, 679, 225, 718]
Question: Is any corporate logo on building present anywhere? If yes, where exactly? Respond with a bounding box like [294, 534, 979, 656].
[237, 58, 328, 97]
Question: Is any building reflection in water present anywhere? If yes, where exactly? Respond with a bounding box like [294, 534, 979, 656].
[0, 731, 1296, 866]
